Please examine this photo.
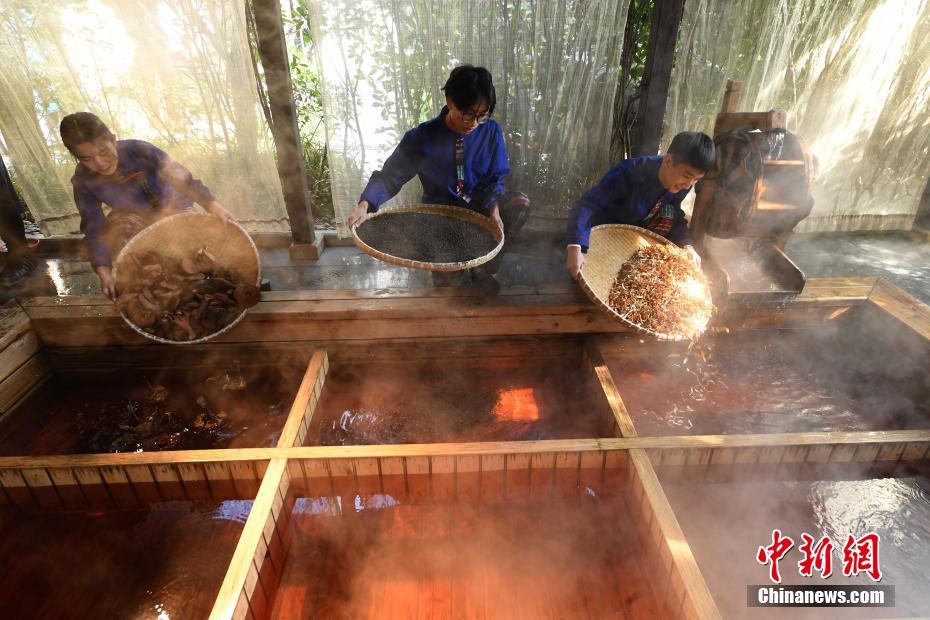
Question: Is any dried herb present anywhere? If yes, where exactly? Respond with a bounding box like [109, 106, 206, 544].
[608, 244, 713, 340]
[115, 247, 260, 341]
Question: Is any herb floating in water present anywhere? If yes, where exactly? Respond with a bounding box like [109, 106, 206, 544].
[607, 244, 713, 340]
[115, 247, 260, 341]
[356, 212, 498, 263]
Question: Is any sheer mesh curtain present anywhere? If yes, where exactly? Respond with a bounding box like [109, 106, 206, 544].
[307, 0, 629, 234]
[664, 0, 930, 233]
[0, 0, 287, 236]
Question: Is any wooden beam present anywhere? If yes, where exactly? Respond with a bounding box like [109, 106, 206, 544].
[276, 350, 328, 448]
[585, 338, 638, 437]
[210, 458, 289, 620]
[868, 277, 930, 341]
[0, 301, 31, 350]
[1, 431, 927, 473]
[628, 449, 721, 618]
[250, 0, 315, 245]
[21, 276, 882, 348]
[631, 0, 686, 156]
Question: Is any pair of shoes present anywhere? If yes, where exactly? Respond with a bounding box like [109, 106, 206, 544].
[471, 268, 500, 296]
[0, 255, 37, 287]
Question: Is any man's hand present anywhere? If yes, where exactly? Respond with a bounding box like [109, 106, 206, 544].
[566, 245, 585, 281]
[683, 244, 702, 268]
[347, 201, 371, 229]
[489, 202, 504, 233]
[97, 266, 117, 300]
[205, 201, 236, 225]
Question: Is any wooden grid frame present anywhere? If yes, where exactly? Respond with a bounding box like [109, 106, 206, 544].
[0, 276, 927, 619]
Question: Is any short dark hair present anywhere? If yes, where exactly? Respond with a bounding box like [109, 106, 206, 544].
[667, 131, 715, 172]
[60, 112, 114, 154]
[442, 65, 496, 116]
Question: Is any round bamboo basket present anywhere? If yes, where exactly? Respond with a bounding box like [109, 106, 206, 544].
[112, 211, 261, 344]
[578, 224, 699, 341]
[351, 204, 504, 271]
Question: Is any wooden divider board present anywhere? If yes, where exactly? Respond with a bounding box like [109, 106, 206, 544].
[275, 350, 329, 449]
[869, 277, 930, 342]
[584, 336, 721, 618]
[0, 302, 47, 416]
[21, 277, 877, 348]
[0, 458, 269, 511]
[210, 458, 291, 620]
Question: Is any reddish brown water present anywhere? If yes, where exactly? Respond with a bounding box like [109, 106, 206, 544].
[306, 360, 602, 445]
[607, 332, 930, 436]
[270, 495, 666, 618]
[0, 499, 250, 618]
[0, 363, 302, 455]
[659, 465, 930, 618]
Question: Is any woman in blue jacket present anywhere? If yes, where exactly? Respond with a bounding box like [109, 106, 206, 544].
[60, 112, 233, 299]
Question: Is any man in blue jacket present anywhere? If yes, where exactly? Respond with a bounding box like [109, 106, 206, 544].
[565, 131, 715, 279]
[347, 65, 529, 293]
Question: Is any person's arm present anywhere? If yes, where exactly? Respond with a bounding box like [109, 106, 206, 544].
[564, 166, 630, 279]
[73, 182, 116, 298]
[349, 130, 422, 228]
[472, 125, 509, 217]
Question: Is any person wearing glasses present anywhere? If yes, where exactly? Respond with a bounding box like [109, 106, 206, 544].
[346, 65, 528, 294]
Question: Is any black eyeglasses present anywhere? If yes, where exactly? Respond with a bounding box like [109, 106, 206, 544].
[461, 111, 491, 125]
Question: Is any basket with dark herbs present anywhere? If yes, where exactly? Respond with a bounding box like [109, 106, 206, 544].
[352, 204, 503, 270]
[115, 247, 260, 342]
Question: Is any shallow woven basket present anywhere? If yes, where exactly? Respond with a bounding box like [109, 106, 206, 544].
[578, 224, 704, 342]
[351, 204, 504, 271]
[112, 211, 261, 344]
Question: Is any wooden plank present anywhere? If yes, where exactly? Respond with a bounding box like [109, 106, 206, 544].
[0, 330, 39, 383]
[211, 458, 289, 620]
[0, 354, 50, 414]
[276, 350, 328, 448]
[629, 449, 721, 619]
[450, 454, 478, 502]
[869, 278, 930, 342]
[0, 431, 928, 474]
[585, 339, 638, 437]
[480, 453, 505, 502]
[23, 276, 882, 347]
[430, 454, 456, 502]
[0, 301, 31, 351]
[19, 282, 581, 307]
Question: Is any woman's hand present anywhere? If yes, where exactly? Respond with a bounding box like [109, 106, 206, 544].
[206, 201, 236, 225]
[566, 245, 585, 281]
[489, 202, 504, 233]
[346, 201, 371, 229]
[96, 266, 117, 300]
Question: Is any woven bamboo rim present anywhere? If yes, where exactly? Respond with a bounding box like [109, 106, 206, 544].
[578, 224, 704, 342]
[351, 204, 504, 271]
[112, 211, 261, 345]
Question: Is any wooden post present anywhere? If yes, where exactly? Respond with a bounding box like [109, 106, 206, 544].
[250, 0, 323, 259]
[631, 0, 686, 156]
